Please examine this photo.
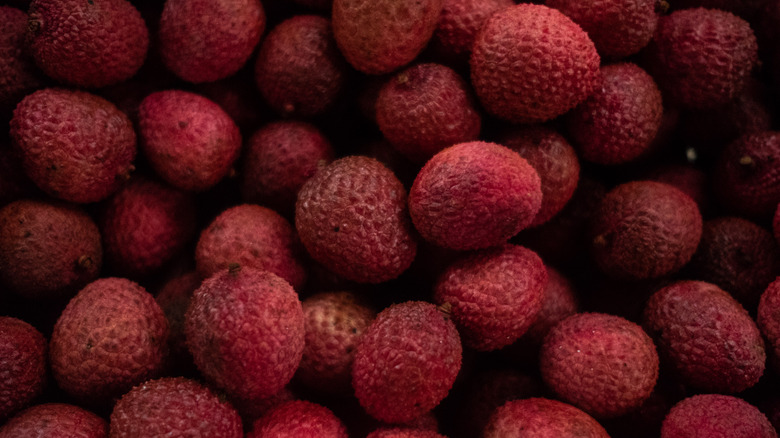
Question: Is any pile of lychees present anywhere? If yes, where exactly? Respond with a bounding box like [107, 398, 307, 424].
[1, 0, 780, 436]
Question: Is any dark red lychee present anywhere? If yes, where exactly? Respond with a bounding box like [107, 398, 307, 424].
[661, 394, 777, 438]
[0, 317, 46, 422]
[0, 6, 41, 112]
[367, 429, 446, 438]
[0, 403, 107, 438]
[484, 398, 610, 438]
[758, 278, 780, 373]
[432, 0, 514, 60]
[247, 400, 348, 438]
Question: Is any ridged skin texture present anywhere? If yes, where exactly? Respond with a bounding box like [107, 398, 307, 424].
[295, 156, 417, 283]
[470, 4, 601, 123]
[661, 394, 777, 438]
[247, 400, 348, 438]
[484, 398, 610, 438]
[759, 278, 780, 374]
[196, 204, 307, 290]
[0, 403, 107, 438]
[0, 317, 46, 421]
[567, 63, 663, 165]
[332, 0, 443, 74]
[138, 90, 242, 192]
[50, 278, 169, 402]
[352, 301, 462, 423]
[27, 0, 148, 88]
[432, 0, 514, 59]
[524, 267, 579, 344]
[0, 200, 101, 299]
[366, 429, 446, 438]
[590, 181, 702, 279]
[0, 7, 40, 110]
[159, 0, 265, 83]
[10, 88, 137, 203]
[185, 268, 304, 400]
[154, 271, 200, 362]
[646, 8, 758, 109]
[109, 377, 243, 438]
[540, 313, 659, 418]
[434, 244, 547, 350]
[255, 15, 347, 117]
[642, 280, 766, 393]
[409, 141, 542, 250]
[101, 178, 196, 278]
[376, 63, 481, 163]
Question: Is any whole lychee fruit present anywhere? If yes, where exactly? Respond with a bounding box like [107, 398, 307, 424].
[0, 403, 107, 438]
[0, 317, 46, 422]
[0, 6, 41, 112]
[661, 394, 777, 438]
[247, 400, 348, 438]
[484, 398, 610, 438]
[758, 278, 780, 373]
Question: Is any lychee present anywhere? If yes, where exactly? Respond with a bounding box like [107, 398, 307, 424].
[247, 400, 348, 438]
[0, 403, 107, 438]
[661, 394, 777, 438]
[432, 0, 514, 60]
[0, 317, 46, 422]
[0, 6, 41, 112]
[758, 278, 780, 373]
[484, 398, 610, 438]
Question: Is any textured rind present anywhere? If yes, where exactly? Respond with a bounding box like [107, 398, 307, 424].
[332, 0, 443, 74]
[484, 398, 610, 438]
[295, 156, 417, 283]
[255, 15, 347, 117]
[376, 63, 481, 163]
[50, 278, 169, 402]
[185, 268, 304, 400]
[661, 394, 777, 438]
[758, 278, 780, 374]
[567, 63, 663, 165]
[470, 4, 601, 123]
[352, 301, 462, 423]
[409, 141, 542, 250]
[247, 400, 348, 438]
[434, 244, 547, 350]
[0, 200, 101, 299]
[109, 377, 243, 438]
[138, 90, 242, 192]
[642, 280, 766, 393]
[27, 0, 148, 88]
[367, 428, 446, 438]
[524, 267, 579, 344]
[10, 88, 137, 203]
[159, 0, 265, 83]
[0, 317, 46, 421]
[590, 181, 702, 279]
[0, 7, 41, 110]
[0, 403, 107, 438]
[432, 0, 514, 59]
[540, 313, 659, 418]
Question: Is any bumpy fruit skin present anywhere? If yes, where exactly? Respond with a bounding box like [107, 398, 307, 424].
[353, 301, 462, 423]
[432, 0, 514, 59]
[661, 394, 777, 438]
[247, 400, 348, 438]
[590, 181, 702, 280]
[109, 377, 243, 438]
[540, 313, 659, 418]
[159, 0, 265, 83]
[642, 280, 766, 393]
[185, 268, 304, 400]
[409, 141, 542, 250]
[758, 278, 780, 373]
[0, 317, 46, 422]
[376, 63, 481, 163]
[0, 200, 101, 299]
[138, 90, 242, 191]
[50, 278, 169, 403]
[0, 6, 41, 111]
[296, 156, 417, 283]
[484, 398, 610, 438]
[10, 88, 137, 203]
[519, 266, 579, 345]
[434, 244, 547, 350]
[470, 4, 601, 123]
[0, 403, 107, 438]
[332, 0, 443, 74]
[367, 429, 446, 438]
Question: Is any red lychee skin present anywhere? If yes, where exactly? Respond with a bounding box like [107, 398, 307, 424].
[154, 271, 201, 363]
[0, 317, 46, 422]
[295, 156, 418, 283]
[523, 266, 579, 345]
[195, 204, 308, 291]
[646, 8, 758, 109]
[50, 278, 169, 403]
[247, 400, 348, 438]
[0, 7, 41, 111]
[376, 63, 481, 163]
[255, 15, 347, 117]
[470, 4, 601, 123]
[484, 398, 610, 438]
[0, 200, 101, 299]
[647, 164, 709, 212]
[500, 126, 580, 227]
[642, 280, 766, 393]
[432, 0, 514, 60]
[661, 394, 777, 438]
[10, 88, 137, 203]
[331, 0, 443, 74]
[567, 63, 663, 165]
[758, 278, 780, 373]
[109, 377, 243, 438]
[590, 181, 702, 280]
[185, 267, 304, 401]
[0, 403, 107, 438]
[240, 121, 334, 214]
[352, 301, 462, 424]
[434, 244, 547, 351]
[159, 0, 265, 83]
[137, 90, 242, 192]
[540, 313, 659, 418]
[409, 141, 542, 251]
[366, 429, 446, 438]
